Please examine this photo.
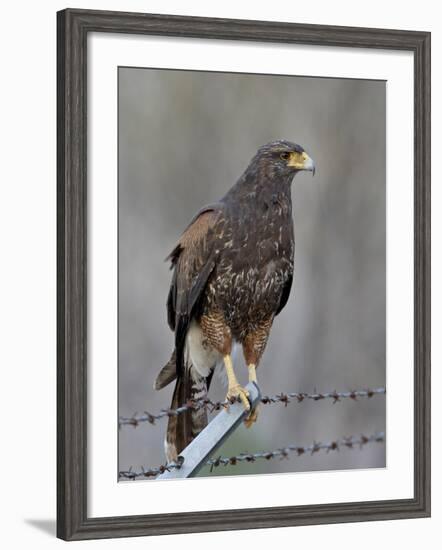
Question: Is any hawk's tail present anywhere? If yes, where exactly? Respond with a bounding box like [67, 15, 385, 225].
[154, 350, 209, 463]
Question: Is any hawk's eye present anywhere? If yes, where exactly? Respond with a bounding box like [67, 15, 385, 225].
[280, 152, 290, 161]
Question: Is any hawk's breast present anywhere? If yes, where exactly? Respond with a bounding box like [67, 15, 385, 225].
[205, 196, 294, 338]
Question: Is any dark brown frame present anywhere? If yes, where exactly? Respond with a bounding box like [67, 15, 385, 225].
[57, 8, 431, 541]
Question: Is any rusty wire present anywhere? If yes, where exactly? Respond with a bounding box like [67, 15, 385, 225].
[118, 431, 385, 480]
[118, 387, 386, 429]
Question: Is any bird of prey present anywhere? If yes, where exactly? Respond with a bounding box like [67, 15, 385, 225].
[154, 140, 315, 462]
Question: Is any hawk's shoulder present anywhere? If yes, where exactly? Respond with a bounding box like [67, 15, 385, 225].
[166, 203, 222, 268]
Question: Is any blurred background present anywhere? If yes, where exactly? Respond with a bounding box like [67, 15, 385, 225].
[118, 67, 386, 479]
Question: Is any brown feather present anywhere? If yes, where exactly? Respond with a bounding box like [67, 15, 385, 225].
[166, 205, 223, 376]
[154, 350, 177, 390]
[165, 363, 209, 462]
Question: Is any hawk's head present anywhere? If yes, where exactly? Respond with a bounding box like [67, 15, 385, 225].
[254, 139, 315, 178]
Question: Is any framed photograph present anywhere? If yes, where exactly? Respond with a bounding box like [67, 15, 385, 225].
[57, 8, 430, 541]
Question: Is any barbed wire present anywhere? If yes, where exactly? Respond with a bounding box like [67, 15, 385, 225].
[118, 431, 385, 480]
[118, 387, 386, 429]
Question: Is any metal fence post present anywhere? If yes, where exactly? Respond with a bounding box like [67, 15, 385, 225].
[156, 381, 261, 479]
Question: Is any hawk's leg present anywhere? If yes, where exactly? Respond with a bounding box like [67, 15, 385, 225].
[243, 363, 258, 428]
[224, 354, 250, 411]
[242, 319, 273, 428]
[248, 363, 257, 383]
[200, 311, 250, 411]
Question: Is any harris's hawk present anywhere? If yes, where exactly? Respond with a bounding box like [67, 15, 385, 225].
[154, 140, 315, 461]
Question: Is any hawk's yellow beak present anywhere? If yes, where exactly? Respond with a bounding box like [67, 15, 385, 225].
[287, 151, 316, 175]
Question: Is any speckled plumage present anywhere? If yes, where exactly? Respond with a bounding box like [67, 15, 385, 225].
[154, 140, 315, 461]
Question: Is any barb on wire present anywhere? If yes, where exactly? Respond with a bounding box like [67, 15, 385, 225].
[118, 431, 385, 480]
[118, 387, 386, 429]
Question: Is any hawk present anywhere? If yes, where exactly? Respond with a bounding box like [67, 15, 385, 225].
[154, 140, 315, 462]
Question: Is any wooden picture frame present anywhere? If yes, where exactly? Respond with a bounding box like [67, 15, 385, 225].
[57, 8, 431, 540]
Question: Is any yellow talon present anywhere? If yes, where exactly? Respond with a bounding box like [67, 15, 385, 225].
[223, 354, 250, 411]
[244, 405, 259, 428]
[226, 384, 250, 411]
[244, 363, 259, 427]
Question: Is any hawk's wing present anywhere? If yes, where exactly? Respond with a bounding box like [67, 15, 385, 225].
[166, 204, 223, 377]
[275, 272, 293, 316]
